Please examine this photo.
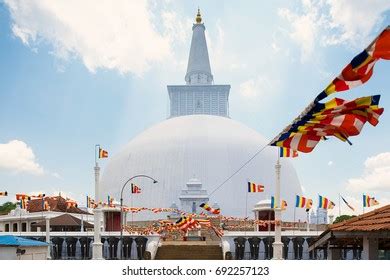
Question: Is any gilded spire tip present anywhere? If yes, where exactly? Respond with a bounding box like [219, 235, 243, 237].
[196, 8, 202, 24]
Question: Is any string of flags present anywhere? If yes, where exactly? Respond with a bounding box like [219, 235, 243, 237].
[270, 26, 389, 153]
[199, 203, 220, 214]
[0, 191, 8, 197]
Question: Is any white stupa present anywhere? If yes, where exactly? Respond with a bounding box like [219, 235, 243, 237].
[100, 10, 303, 220]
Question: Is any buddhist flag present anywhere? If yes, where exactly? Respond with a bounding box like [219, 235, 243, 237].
[341, 196, 355, 211]
[281, 200, 287, 211]
[271, 196, 287, 211]
[199, 203, 220, 215]
[305, 198, 313, 211]
[315, 26, 390, 102]
[16, 194, 31, 201]
[364, 194, 379, 207]
[99, 148, 108, 158]
[65, 199, 77, 209]
[0, 191, 7, 197]
[131, 183, 141, 194]
[318, 195, 335, 210]
[279, 147, 298, 158]
[20, 199, 28, 209]
[363, 194, 379, 207]
[295, 195, 307, 208]
[248, 182, 265, 193]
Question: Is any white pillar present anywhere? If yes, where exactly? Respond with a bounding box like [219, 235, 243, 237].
[92, 163, 104, 259]
[272, 159, 283, 260]
[45, 215, 51, 260]
[362, 236, 378, 260]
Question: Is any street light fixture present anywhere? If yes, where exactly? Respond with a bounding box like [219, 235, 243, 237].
[119, 175, 158, 260]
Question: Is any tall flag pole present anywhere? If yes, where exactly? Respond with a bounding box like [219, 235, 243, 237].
[247, 181, 265, 235]
[272, 150, 283, 259]
[92, 144, 108, 260]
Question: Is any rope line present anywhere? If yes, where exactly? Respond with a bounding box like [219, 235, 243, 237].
[209, 144, 269, 196]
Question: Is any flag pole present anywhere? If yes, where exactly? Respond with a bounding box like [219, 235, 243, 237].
[293, 195, 296, 235]
[272, 155, 283, 259]
[338, 193, 341, 217]
[245, 179, 248, 236]
[92, 144, 103, 259]
[131, 184, 134, 229]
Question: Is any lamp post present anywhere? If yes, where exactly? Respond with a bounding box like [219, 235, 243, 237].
[119, 175, 158, 260]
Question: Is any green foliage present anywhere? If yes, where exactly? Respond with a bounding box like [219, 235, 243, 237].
[0, 202, 17, 215]
[334, 214, 356, 224]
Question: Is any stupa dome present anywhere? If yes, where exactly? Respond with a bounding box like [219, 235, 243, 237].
[100, 115, 303, 220]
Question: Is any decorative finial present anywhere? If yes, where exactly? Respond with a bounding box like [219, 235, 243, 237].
[196, 8, 202, 24]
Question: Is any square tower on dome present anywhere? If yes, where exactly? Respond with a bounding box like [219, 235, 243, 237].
[167, 9, 230, 118]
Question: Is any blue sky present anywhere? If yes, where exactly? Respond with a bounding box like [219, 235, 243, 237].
[0, 0, 390, 215]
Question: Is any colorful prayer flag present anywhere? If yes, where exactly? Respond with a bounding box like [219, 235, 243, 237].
[199, 203, 220, 215]
[315, 26, 390, 102]
[363, 194, 372, 207]
[270, 26, 389, 153]
[270, 196, 287, 211]
[306, 199, 313, 211]
[281, 200, 288, 211]
[65, 199, 77, 209]
[248, 182, 265, 193]
[279, 147, 298, 157]
[99, 148, 108, 158]
[318, 195, 335, 210]
[131, 183, 141, 194]
[0, 191, 8, 197]
[295, 195, 307, 208]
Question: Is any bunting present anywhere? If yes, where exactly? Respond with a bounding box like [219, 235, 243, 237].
[270, 25, 389, 153]
[271, 95, 384, 152]
[65, 199, 78, 209]
[315, 26, 390, 102]
[199, 203, 220, 214]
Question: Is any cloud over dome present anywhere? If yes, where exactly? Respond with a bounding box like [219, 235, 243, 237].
[4, 0, 172, 75]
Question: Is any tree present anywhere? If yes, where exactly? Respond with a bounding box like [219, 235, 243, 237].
[333, 215, 356, 224]
[0, 202, 17, 215]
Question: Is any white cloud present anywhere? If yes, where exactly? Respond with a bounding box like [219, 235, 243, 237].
[0, 140, 44, 175]
[278, 0, 390, 61]
[239, 75, 279, 99]
[325, 0, 390, 45]
[346, 152, 390, 192]
[4, 0, 173, 76]
[328, 161, 333, 166]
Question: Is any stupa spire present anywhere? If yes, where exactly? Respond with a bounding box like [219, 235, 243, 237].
[185, 8, 213, 85]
